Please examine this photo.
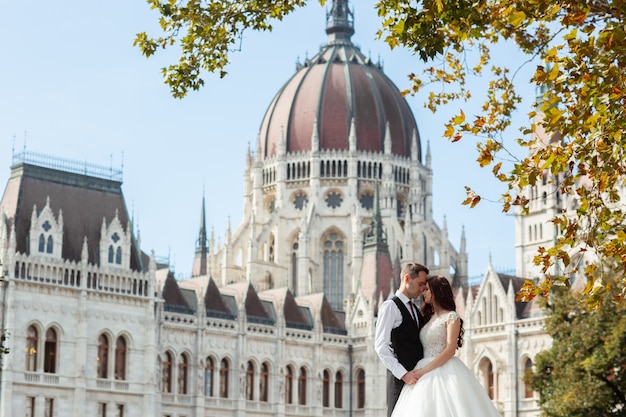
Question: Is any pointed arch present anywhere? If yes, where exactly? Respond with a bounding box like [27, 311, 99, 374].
[26, 325, 39, 372]
[246, 360, 255, 400]
[334, 370, 343, 408]
[205, 355, 216, 396]
[114, 336, 127, 380]
[259, 361, 269, 402]
[323, 369, 330, 407]
[162, 351, 173, 393]
[178, 353, 189, 394]
[97, 333, 109, 378]
[321, 228, 346, 310]
[285, 364, 294, 404]
[356, 368, 366, 408]
[219, 357, 230, 398]
[43, 327, 58, 373]
[297, 366, 307, 405]
[478, 357, 495, 399]
[38, 234, 45, 252]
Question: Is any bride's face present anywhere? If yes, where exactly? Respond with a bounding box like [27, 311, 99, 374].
[423, 284, 433, 305]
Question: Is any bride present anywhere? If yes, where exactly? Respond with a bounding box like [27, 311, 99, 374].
[391, 275, 502, 417]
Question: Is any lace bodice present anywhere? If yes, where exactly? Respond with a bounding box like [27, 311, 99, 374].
[420, 311, 459, 358]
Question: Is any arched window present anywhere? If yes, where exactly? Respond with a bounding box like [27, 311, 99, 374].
[259, 362, 269, 402]
[219, 358, 229, 398]
[297, 367, 307, 405]
[178, 354, 189, 394]
[488, 362, 495, 399]
[38, 234, 45, 252]
[291, 241, 298, 296]
[479, 358, 495, 399]
[114, 336, 126, 380]
[246, 361, 255, 400]
[115, 247, 122, 264]
[26, 325, 38, 372]
[334, 370, 343, 408]
[46, 236, 53, 253]
[268, 234, 275, 263]
[322, 369, 330, 407]
[43, 328, 57, 373]
[285, 365, 294, 404]
[162, 352, 173, 393]
[108, 246, 114, 263]
[323, 232, 344, 310]
[524, 358, 534, 398]
[356, 369, 365, 408]
[205, 357, 215, 396]
[97, 334, 109, 378]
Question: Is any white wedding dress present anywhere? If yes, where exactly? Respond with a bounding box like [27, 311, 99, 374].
[391, 311, 502, 417]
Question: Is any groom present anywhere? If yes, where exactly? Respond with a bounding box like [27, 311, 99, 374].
[374, 262, 429, 417]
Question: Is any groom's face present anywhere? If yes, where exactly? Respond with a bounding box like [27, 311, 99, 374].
[406, 271, 428, 299]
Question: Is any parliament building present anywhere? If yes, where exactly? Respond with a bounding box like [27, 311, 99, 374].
[0, 1, 554, 416]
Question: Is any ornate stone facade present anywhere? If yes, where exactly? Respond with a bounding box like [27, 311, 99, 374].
[0, 1, 553, 417]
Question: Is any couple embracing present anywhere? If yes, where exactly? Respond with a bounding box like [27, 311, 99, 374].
[374, 263, 502, 417]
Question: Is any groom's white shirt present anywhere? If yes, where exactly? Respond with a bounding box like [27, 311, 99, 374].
[374, 290, 417, 380]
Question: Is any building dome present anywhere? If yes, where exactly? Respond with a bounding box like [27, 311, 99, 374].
[258, 0, 421, 160]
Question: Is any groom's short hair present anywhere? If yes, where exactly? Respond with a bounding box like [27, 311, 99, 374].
[401, 263, 429, 279]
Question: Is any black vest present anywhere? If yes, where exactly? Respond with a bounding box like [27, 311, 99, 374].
[390, 296, 424, 374]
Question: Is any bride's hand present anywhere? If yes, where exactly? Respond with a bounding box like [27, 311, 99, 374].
[414, 368, 427, 380]
[401, 370, 419, 385]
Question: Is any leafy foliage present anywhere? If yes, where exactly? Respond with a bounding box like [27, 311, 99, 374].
[136, 0, 626, 306]
[526, 277, 626, 416]
[376, 0, 626, 306]
[134, 0, 308, 98]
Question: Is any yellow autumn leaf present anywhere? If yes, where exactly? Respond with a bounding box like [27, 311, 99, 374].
[508, 11, 526, 28]
[452, 110, 465, 125]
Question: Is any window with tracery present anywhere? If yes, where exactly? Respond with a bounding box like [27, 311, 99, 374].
[268, 234, 275, 263]
[115, 336, 126, 380]
[524, 358, 534, 398]
[259, 362, 269, 402]
[356, 369, 366, 408]
[205, 357, 215, 396]
[323, 232, 344, 310]
[334, 370, 343, 408]
[219, 358, 229, 398]
[322, 369, 330, 407]
[297, 367, 307, 405]
[97, 334, 109, 378]
[26, 325, 38, 372]
[291, 241, 298, 295]
[479, 358, 495, 400]
[246, 361, 255, 400]
[285, 365, 293, 404]
[43, 328, 57, 373]
[178, 354, 189, 394]
[162, 352, 173, 393]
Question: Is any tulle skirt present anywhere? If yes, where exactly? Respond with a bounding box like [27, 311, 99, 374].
[391, 357, 502, 417]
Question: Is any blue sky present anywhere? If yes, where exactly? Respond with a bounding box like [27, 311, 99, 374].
[1, 1, 537, 279]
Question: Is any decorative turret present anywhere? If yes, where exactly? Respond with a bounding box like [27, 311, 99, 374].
[325, 0, 354, 44]
[360, 183, 392, 312]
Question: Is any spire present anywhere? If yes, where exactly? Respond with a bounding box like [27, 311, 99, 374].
[192, 192, 209, 277]
[365, 182, 386, 245]
[325, 0, 354, 44]
[460, 225, 466, 254]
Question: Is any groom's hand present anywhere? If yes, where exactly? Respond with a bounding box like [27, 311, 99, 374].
[401, 370, 418, 385]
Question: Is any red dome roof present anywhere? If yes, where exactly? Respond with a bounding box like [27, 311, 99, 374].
[258, 1, 421, 160]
